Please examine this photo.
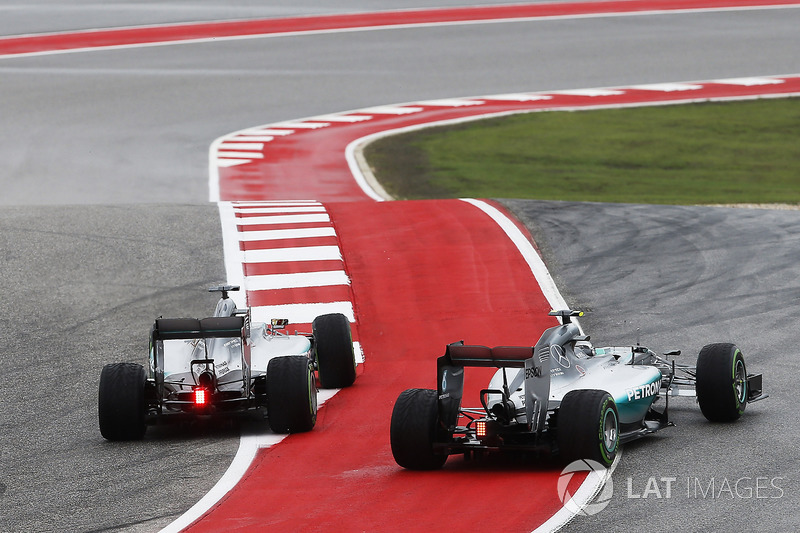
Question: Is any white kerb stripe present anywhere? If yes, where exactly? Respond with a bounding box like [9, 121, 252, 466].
[242, 129, 295, 136]
[251, 302, 355, 324]
[236, 214, 330, 226]
[218, 151, 264, 159]
[217, 159, 251, 167]
[233, 201, 320, 207]
[415, 98, 485, 107]
[358, 105, 424, 115]
[628, 83, 703, 92]
[485, 93, 553, 102]
[270, 121, 330, 129]
[234, 206, 326, 215]
[245, 270, 350, 291]
[243, 245, 342, 263]
[546, 88, 625, 96]
[238, 227, 336, 242]
[352, 341, 365, 364]
[314, 114, 373, 123]
[714, 77, 784, 86]
[229, 135, 274, 141]
[219, 143, 264, 150]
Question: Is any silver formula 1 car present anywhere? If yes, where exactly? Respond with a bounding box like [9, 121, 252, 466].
[390, 310, 766, 469]
[99, 285, 356, 440]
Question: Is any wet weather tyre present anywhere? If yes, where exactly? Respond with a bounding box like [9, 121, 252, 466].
[696, 343, 748, 422]
[390, 389, 448, 470]
[98, 363, 147, 441]
[557, 389, 619, 467]
[313, 313, 356, 389]
[267, 356, 317, 433]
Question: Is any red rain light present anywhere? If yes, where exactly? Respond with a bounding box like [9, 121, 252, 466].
[194, 388, 208, 406]
[476, 420, 487, 439]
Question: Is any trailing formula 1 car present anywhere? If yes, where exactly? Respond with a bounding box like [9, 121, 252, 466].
[390, 310, 766, 470]
[99, 285, 357, 440]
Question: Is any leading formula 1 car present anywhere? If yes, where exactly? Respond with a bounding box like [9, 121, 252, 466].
[390, 310, 766, 469]
[99, 285, 357, 440]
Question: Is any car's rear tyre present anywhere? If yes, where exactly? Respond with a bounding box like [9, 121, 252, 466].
[313, 313, 356, 389]
[267, 355, 317, 433]
[98, 362, 147, 441]
[390, 388, 448, 470]
[557, 389, 619, 467]
[696, 343, 748, 422]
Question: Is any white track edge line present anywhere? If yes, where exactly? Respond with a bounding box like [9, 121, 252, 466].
[534, 453, 622, 533]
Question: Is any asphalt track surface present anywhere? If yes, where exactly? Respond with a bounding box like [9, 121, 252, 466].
[503, 200, 800, 531]
[1, 1, 799, 532]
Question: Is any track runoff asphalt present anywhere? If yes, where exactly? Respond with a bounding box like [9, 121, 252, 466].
[0, 204, 242, 532]
[501, 199, 799, 532]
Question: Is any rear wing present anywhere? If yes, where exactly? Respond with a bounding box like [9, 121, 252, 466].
[152, 316, 247, 341]
[445, 344, 532, 367]
[437, 341, 551, 434]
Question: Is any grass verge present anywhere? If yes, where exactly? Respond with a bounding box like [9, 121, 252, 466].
[363, 98, 800, 205]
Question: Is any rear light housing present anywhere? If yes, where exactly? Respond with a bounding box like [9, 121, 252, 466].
[194, 388, 209, 406]
[476, 420, 487, 439]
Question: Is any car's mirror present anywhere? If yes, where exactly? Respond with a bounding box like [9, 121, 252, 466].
[271, 318, 288, 330]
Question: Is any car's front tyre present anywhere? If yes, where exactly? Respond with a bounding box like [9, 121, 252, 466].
[98, 362, 147, 441]
[313, 313, 357, 389]
[557, 389, 619, 467]
[696, 343, 748, 422]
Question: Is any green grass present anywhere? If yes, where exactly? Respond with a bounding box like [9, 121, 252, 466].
[363, 98, 800, 205]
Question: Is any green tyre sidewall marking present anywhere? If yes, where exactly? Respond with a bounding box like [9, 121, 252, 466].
[309, 363, 318, 423]
[599, 397, 618, 465]
[733, 349, 746, 415]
